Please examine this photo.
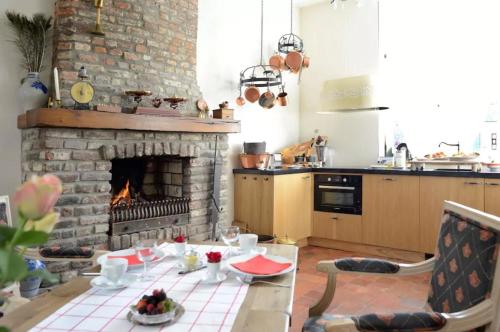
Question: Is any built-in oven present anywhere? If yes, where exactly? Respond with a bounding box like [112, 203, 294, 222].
[314, 174, 362, 215]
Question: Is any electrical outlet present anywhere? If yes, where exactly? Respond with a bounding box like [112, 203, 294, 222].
[492, 133, 497, 150]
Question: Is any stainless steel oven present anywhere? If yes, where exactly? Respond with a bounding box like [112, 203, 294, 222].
[314, 174, 362, 215]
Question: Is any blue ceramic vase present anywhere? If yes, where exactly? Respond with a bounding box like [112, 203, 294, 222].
[18, 72, 48, 113]
[19, 259, 46, 298]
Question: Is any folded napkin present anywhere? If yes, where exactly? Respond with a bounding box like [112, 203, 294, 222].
[231, 255, 292, 275]
[108, 250, 159, 265]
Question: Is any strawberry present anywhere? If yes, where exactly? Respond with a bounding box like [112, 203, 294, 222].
[146, 303, 155, 313]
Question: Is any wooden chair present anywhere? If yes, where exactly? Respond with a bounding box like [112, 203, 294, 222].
[303, 201, 500, 332]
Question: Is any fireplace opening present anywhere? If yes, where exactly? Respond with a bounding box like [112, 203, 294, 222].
[108, 156, 190, 243]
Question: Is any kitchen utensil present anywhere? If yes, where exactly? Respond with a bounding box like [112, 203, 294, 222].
[236, 96, 246, 106]
[285, 51, 303, 73]
[302, 55, 310, 68]
[244, 85, 260, 103]
[269, 52, 287, 70]
[258, 87, 276, 109]
[236, 275, 291, 288]
[277, 85, 288, 107]
[244, 142, 266, 154]
[178, 265, 207, 275]
[239, 153, 272, 169]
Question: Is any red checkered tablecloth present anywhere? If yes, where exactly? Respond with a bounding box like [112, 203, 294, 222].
[30, 244, 248, 332]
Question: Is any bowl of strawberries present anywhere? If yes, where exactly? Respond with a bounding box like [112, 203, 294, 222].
[130, 289, 178, 325]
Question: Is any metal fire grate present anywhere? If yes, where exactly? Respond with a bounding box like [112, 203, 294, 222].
[109, 197, 190, 236]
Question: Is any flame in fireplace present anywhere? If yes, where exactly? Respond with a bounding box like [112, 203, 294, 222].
[111, 180, 132, 207]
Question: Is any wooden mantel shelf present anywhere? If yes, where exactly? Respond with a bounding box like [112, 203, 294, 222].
[17, 108, 241, 134]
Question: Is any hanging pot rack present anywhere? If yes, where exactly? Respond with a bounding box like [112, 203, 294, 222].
[239, 0, 283, 91]
[277, 0, 305, 54]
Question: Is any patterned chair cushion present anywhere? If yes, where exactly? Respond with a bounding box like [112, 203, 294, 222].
[335, 258, 400, 274]
[303, 312, 446, 332]
[352, 312, 447, 331]
[427, 210, 499, 314]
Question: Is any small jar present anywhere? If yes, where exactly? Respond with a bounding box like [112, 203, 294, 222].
[183, 250, 199, 270]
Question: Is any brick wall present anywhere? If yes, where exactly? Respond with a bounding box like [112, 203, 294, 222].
[21, 128, 229, 282]
[53, 0, 201, 113]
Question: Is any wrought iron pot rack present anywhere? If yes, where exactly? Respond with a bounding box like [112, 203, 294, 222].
[239, 64, 283, 88]
[278, 33, 304, 54]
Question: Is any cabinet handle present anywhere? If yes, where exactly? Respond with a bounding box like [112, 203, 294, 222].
[383, 178, 396, 181]
[253, 177, 258, 181]
[464, 181, 480, 185]
[486, 182, 500, 186]
[264, 177, 269, 181]
[331, 217, 339, 220]
[302, 176, 311, 179]
[243, 176, 247, 180]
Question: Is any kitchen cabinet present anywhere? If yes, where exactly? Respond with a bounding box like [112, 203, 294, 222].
[419, 177, 484, 253]
[362, 174, 420, 252]
[485, 179, 500, 217]
[312, 211, 362, 243]
[233, 173, 312, 241]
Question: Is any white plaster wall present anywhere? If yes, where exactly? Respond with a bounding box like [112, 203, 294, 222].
[197, 0, 301, 223]
[0, 0, 55, 199]
[298, 0, 379, 166]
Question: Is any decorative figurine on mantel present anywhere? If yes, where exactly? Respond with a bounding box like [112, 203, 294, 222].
[70, 67, 94, 110]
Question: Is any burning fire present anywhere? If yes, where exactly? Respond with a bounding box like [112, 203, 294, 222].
[111, 180, 132, 207]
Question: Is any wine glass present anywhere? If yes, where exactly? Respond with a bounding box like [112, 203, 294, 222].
[220, 225, 240, 257]
[135, 239, 157, 281]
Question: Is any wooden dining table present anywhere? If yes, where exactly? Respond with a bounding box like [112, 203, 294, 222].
[1, 242, 298, 332]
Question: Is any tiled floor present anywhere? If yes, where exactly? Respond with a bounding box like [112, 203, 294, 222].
[290, 246, 431, 331]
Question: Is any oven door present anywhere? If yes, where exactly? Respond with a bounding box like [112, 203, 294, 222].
[314, 184, 361, 214]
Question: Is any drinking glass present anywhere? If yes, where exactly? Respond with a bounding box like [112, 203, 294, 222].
[220, 225, 240, 257]
[135, 239, 157, 281]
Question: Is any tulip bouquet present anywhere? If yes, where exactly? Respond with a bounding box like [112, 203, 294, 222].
[0, 174, 62, 290]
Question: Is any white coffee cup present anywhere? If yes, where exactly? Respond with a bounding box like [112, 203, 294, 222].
[239, 234, 258, 253]
[101, 258, 128, 284]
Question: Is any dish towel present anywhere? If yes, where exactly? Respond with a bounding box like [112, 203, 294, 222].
[231, 255, 292, 275]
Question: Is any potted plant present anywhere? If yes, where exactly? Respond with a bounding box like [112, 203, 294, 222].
[5, 11, 52, 112]
[0, 174, 61, 329]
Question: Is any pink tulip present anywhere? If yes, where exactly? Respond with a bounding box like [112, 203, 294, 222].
[13, 174, 62, 221]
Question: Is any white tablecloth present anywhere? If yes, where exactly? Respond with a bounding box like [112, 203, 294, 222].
[30, 244, 249, 332]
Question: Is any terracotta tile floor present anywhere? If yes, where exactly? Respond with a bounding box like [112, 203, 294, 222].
[290, 246, 431, 331]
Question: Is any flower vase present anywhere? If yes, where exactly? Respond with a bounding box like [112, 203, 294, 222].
[174, 242, 186, 257]
[18, 72, 48, 113]
[207, 262, 220, 280]
[19, 259, 46, 299]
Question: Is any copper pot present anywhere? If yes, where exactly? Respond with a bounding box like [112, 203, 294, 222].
[239, 153, 272, 169]
[236, 96, 246, 106]
[259, 90, 275, 109]
[302, 55, 310, 68]
[244, 86, 260, 103]
[285, 51, 303, 73]
[277, 92, 288, 107]
[269, 53, 286, 71]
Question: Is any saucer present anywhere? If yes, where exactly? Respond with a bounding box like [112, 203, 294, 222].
[200, 272, 227, 284]
[236, 246, 267, 256]
[90, 274, 138, 290]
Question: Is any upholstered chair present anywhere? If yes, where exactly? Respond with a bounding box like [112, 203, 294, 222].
[303, 201, 500, 332]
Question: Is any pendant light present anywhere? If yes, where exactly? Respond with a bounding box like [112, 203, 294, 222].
[271, 0, 310, 76]
[237, 0, 284, 109]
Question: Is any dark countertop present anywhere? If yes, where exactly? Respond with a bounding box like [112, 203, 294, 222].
[233, 167, 500, 179]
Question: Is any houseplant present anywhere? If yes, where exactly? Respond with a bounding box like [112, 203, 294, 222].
[0, 174, 61, 331]
[5, 11, 52, 112]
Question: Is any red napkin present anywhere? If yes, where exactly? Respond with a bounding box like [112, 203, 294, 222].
[231, 255, 292, 275]
[108, 250, 159, 266]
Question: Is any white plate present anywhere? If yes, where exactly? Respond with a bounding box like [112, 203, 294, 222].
[90, 274, 138, 290]
[226, 254, 295, 278]
[235, 246, 267, 256]
[97, 247, 167, 269]
[200, 272, 227, 284]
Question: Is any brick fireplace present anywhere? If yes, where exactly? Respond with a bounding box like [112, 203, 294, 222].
[20, 122, 235, 281]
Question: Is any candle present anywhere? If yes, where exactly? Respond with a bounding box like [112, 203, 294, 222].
[53, 67, 60, 101]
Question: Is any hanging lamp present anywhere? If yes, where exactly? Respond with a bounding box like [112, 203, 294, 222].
[237, 0, 284, 108]
[271, 0, 310, 76]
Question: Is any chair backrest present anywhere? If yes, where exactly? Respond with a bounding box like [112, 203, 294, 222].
[427, 201, 500, 316]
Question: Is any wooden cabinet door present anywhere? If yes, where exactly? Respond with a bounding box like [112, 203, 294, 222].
[274, 174, 312, 240]
[419, 177, 484, 253]
[312, 211, 362, 243]
[484, 179, 500, 217]
[363, 174, 420, 251]
[233, 174, 262, 233]
[259, 175, 275, 236]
